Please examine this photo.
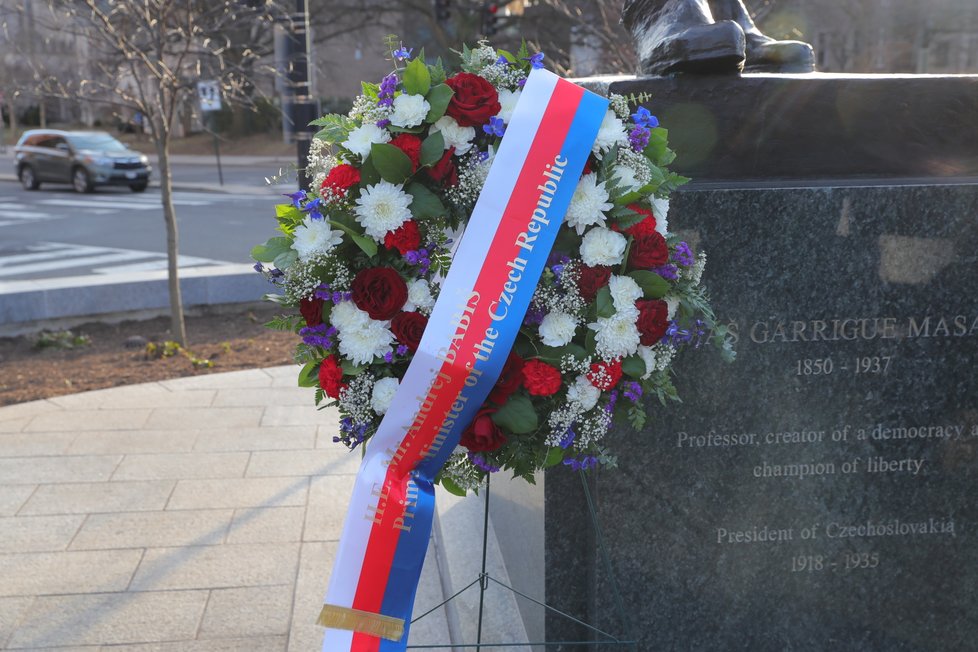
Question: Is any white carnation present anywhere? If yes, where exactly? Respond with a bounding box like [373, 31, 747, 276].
[496, 89, 521, 123]
[404, 279, 435, 314]
[611, 164, 642, 193]
[370, 377, 399, 415]
[342, 123, 390, 160]
[290, 216, 343, 262]
[565, 174, 612, 235]
[592, 110, 627, 158]
[665, 296, 679, 320]
[330, 301, 370, 332]
[637, 345, 656, 380]
[566, 374, 600, 411]
[338, 320, 393, 366]
[608, 275, 642, 312]
[589, 314, 641, 360]
[638, 344, 675, 379]
[430, 116, 476, 155]
[651, 196, 669, 236]
[354, 180, 414, 240]
[580, 227, 627, 267]
[391, 93, 431, 128]
[538, 311, 578, 347]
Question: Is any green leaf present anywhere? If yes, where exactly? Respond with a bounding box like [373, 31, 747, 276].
[544, 447, 564, 468]
[406, 182, 446, 218]
[535, 343, 587, 365]
[595, 286, 615, 318]
[275, 204, 303, 220]
[429, 58, 447, 85]
[370, 143, 413, 184]
[273, 249, 298, 271]
[402, 57, 431, 96]
[496, 49, 517, 64]
[251, 236, 292, 263]
[359, 157, 381, 186]
[420, 131, 445, 167]
[298, 361, 320, 388]
[311, 114, 355, 145]
[361, 81, 380, 101]
[643, 127, 671, 165]
[629, 270, 670, 299]
[328, 220, 378, 257]
[425, 84, 454, 123]
[622, 355, 647, 379]
[439, 475, 468, 497]
[340, 359, 365, 375]
[490, 394, 538, 434]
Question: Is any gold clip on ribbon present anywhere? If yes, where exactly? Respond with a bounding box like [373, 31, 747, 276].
[317, 604, 405, 642]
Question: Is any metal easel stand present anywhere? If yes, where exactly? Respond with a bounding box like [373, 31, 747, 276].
[407, 470, 637, 650]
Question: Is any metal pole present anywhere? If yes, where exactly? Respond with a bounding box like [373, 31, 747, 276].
[208, 112, 224, 186]
[290, 0, 316, 191]
[476, 474, 491, 647]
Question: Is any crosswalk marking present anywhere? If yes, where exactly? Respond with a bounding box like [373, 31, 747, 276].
[1, 191, 229, 227]
[39, 197, 212, 210]
[0, 250, 156, 277]
[0, 241, 231, 279]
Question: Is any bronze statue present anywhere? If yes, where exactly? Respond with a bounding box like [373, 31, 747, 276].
[623, 0, 814, 75]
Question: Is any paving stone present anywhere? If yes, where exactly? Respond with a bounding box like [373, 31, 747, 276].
[0, 432, 76, 457]
[144, 407, 264, 431]
[0, 401, 59, 423]
[260, 405, 339, 427]
[167, 477, 307, 511]
[246, 450, 360, 478]
[0, 485, 36, 516]
[305, 475, 355, 542]
[70, 509, 233, 550]
[261, 366, 295, 379]
[225, 506, 305, 544]
[68, 430, 199, 455]
[20, 481, 174, 515]
[111, 452, 249, 481]
[0, 549, 142, 597]
[48, 386, 215, 410]
[199, 584, 293, 639]
[192, 426, 314, 452]
[129, 543, 300, 591]
[107, 636, 288, 651]
[211, 387, 310, 407]
[0, 418, 30, 433]
[6, 590, 208, 648]
[25, 409, 152, 432]
[0, 515, 84, 552]
[0, 597, 33, 649]
[159, 370, 274, 391]
[288, 542, 334, 652]
[0, 455, 121, 485]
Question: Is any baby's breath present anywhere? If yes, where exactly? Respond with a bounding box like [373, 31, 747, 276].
[609, 94, 631, 120]
[338, 373, 376, 430]
[440, 451, 487, 493]
[445, 153, 492, 212]
[575, 408, 613, 448]
[616, 148, 653, 186]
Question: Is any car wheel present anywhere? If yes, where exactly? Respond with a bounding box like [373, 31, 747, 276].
[129, 182, 148, 193]
[19, 165, 40, 190]
[72, 167, 94, 193]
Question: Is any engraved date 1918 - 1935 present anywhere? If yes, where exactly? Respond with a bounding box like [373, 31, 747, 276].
[792, 552, 880, 572]
[796, 356, 892, 376]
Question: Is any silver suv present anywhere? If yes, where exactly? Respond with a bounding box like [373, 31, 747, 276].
[15, 129, 152, 193]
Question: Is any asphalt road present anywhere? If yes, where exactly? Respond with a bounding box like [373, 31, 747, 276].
[0, 167, 294, 283]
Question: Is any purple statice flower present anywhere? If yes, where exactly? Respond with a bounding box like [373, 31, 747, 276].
[524, 52, 545, 69]
[523, 306, 545, 326]
[383, 351, 394, 363]
[468, 452, 501, 473]
[405, 248, 431, 275]
[392, 45, 413, 61]
[377, 73, 398, 108]
[673, 242, 694, 267]
[559, 427, 576, 449]
[547, 251, 570, 267]
[299, 323, 335, 348]
[283, 189, 307, 209]
[606, 390, 619, 414]
[376, 118, 392, 129]
[331, 291, 344, 303]
[397, 345, 409, 356]
[477, 150, 491, 162]
[314, 284, 332, 301]
[551, 264, 564, 280]
[563, 455, 599, 472]
[628, 125, 650, 152]
[631, 106, 659, 129]
[652, 264, 678, 280]
[483, 116, 505, 138]
[624, 382, 643, 402]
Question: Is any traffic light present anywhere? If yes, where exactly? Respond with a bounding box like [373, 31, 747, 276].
[482, 2, 499, 36]
[433, 0, 450, 22]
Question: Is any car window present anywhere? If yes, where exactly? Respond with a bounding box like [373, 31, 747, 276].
[66, 134, 128, 152]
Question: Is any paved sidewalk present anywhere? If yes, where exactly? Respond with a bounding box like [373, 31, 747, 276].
[0, 367, 451, 651]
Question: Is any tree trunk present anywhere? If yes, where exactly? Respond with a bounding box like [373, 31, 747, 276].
[155, 126, 187, 346]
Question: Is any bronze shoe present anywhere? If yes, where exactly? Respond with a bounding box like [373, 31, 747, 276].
[708, 0, 815, 72]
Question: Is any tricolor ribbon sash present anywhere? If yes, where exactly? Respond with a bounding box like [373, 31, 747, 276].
[319, 69, 608, 652]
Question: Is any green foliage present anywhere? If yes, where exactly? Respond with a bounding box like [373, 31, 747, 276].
[34, 330, 91, 350]
[402, 57, 431, 96]
[595, 286, 615, 318]
[490, 394, 538, 434]
[420, 131, 446, 167]
[251, 236, 292, 263]
[311, 114, 356, 145]
[298, 361, 320, 388]
[428, 58, 448, 85]
[439, 475, 468, 497]
[425, 84, 454, 124]
[264, 314, 304, 333]
[629, 270, 670, 299]
[406, 182, 447, 218]
[370, 142, 413, 184]
[621, 355, 647, 379]
[328, 219, 378, 257]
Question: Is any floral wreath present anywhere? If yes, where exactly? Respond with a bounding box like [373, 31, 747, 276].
[252, 40, 733, 494]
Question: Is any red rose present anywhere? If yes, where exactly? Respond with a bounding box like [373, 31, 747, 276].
[522, 359, 562, 396]
[635, 299, 669, 346]
[391, 311, 428, 351]
[389, 134, 422, 172]
[318, 355, 346, 399]
[577, 265, 612, 303]
[489, 352, 524, 404]
[445, 72, 501, 128]
[460, 407, 507, 452]
[623, 204, 658, 236]
[351, 267, 408, 320]
[321, 163, 360, 196]
[383, 220, 421, 255]
[628, 231, 669, 270]
[587, 359, 623, 390]
[299, 297, 324, 327]
[427, 147, 459, 187]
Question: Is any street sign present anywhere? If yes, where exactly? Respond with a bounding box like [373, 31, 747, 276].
[197, 81, 222, 112]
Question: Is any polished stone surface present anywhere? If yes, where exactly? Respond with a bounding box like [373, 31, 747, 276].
[547, 182, 978, 650]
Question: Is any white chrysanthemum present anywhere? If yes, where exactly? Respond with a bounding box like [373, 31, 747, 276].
[608, 275, 642, 312]
[338, 320, 393, 366]
[589, 314, 641, 360]
[391, 93, 431, 128]
[538, 311, 577, 347]
[430, 116, 476, 155]
[580, 227, 627, 267]
[404, 279, 435, 314]
[567, 374, 601, 411]
[611, 164, 641, 193]
[637, 345, 656, 380]
[666, 296, 679, 320]
[565, 174, 612, 235]
[354, 181, 413, 240]
[290, 216, 344, 262]
[496, 89, 521, 123]
[651, 196, 670, 236]
[330, 301, 371, 332]
[370, 377, 399, 415]
[342, 123, 390, 160]
[592, 110, 627, 158]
